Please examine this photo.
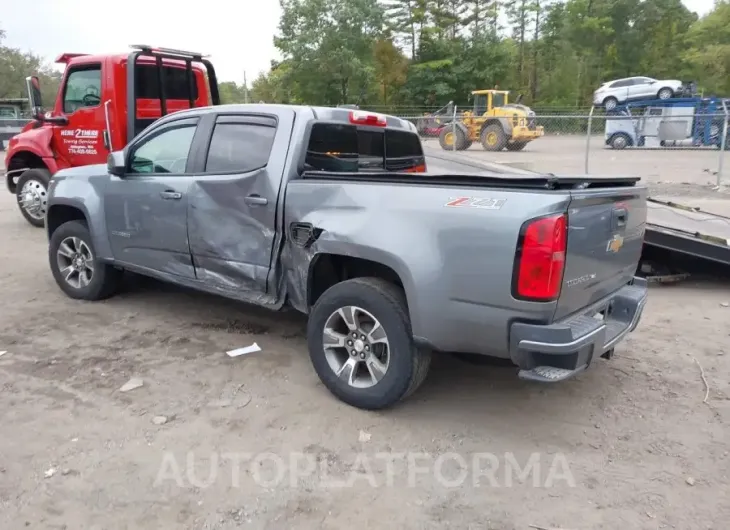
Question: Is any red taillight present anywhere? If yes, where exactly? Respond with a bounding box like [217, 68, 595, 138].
[349, 110, 387, 127]
[513, 213, 567, 301]
[403, 163, 427, 173]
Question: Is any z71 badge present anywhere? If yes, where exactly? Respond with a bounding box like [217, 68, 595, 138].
[445, 197, 506, 210]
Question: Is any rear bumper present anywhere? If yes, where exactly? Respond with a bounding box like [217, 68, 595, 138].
[509, 277, 648, 382]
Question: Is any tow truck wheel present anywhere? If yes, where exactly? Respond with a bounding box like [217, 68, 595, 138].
[49, 220, 122, 301]
[16, 168, 51, 227]
[307, 277, 431, 410]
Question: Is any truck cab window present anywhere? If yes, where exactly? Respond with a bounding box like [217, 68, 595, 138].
[305, 123, 423, 173]
[63, 65, 102, 114]
[205, 122, 276, 173]
[128, 125, 196, 174]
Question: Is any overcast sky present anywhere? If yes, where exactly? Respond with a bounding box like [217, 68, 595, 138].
[0, 0, 717, 85]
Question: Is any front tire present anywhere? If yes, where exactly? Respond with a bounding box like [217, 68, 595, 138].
[438, 125, 467, 151]
[307, 278, 431, 410]
[49, 220, 122, 301]
[603, 96, 618, 110]
[481, 124, 508, 151]
[657, 87, 673, 100]
[16, 168, 51, 227]
[610, 133, 631, 150]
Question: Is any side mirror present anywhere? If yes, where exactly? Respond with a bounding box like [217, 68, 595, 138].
[25, 76, 43, 119]
[107, 151, 126, 177]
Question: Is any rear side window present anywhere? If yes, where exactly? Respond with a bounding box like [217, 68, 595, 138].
[135, 64, 200, 100]
[305, 123, 423, 173]
[205, 120, 276, 173]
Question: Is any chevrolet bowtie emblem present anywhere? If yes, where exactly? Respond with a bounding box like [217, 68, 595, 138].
[606, 234, 624, 253]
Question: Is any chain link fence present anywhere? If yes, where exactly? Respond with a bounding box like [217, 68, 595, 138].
[377, 104, 730, 187]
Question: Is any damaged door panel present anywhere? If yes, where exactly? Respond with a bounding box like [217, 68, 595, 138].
[104, 117, 200, 278]
[187, 111, 295, 292]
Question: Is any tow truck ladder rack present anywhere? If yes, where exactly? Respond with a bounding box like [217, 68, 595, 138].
[126, 44, 221, 143]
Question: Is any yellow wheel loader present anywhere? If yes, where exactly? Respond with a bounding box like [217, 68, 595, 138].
[438, 90, 544, 152]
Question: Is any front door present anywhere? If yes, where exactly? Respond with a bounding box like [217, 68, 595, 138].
[187, 111, 294, 292]
[53, 62, 108, 167]
[104, 116, 201, 278]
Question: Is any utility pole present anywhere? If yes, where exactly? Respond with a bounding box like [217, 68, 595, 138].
[243, 71, 249, 104]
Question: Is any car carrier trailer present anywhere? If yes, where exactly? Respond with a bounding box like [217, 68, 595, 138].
[605, 96, 729, 150]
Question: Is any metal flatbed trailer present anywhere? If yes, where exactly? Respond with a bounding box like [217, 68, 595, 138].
[644, 198, 730, 266]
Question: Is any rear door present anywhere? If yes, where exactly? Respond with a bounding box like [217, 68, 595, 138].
[553, 186, 647, 320]
[187, 109, 295, 292]
[104, 116, 201, 278]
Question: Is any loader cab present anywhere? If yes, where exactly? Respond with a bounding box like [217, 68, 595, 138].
[472, 90, 509, 116]
[24, 45, 220, 169]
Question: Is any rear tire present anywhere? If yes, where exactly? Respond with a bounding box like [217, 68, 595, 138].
[49, 220, 122, 301]
[307, 277, 431, 410]
[480, 124, 508, 151]
[16, 168, 51, 228]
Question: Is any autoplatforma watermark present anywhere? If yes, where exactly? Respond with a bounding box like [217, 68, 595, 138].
[154, 451, 576, 489]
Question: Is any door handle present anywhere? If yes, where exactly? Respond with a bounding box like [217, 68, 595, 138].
[160, 190, 182, 200]
[612, 207, 628, 228]
[244, 195, 268, 206]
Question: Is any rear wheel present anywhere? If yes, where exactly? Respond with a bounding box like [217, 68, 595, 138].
[439, 126, 467, 151]
[49, 220, 122, 301]
[506, 141, 527, 151]
[16, 168, 51, 227]
[307, 278, 431, 410]
[480, 124, 507, 151]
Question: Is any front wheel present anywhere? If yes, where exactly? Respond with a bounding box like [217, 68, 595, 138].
[49, 220, 122, 301]
[307, 278, 431, 410]
[16, 168, 51, 227]
[603, 96, 618, 110]
[481, 124, 507, 151]
[657, 87, 673, 100]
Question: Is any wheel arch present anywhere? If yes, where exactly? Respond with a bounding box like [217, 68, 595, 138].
[307, 253, 409, 311]
[46, 203, 90, 241]
[5, 150, 49, 194]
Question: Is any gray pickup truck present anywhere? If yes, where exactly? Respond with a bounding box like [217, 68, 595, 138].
[45, 104, 649, 410]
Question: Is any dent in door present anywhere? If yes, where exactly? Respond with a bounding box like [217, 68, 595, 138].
[187, 172, 276, 289]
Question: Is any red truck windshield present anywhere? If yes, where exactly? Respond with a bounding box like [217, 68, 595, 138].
[305, 123, 425, 173]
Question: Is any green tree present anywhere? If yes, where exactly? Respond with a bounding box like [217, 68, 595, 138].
[0, 26, 61, 106]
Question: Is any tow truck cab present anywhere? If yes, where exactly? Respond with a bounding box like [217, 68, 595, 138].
[5, 45, 220, 226]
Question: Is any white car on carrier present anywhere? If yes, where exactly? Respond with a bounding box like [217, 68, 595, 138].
[593, 77, 683, 110]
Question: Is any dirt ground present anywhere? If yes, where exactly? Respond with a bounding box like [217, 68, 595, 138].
[1, 152, 730, 530]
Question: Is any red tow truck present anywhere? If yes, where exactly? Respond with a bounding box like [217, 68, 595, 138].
[4, 45, 220, 226]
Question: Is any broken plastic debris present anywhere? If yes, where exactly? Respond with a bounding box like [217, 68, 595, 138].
[226, 343, 262, 358]
[0, 351, 7, 357]
[358, 430, 372, 443]
[119, 377, 144, 392]
[44, 468, 57, 479]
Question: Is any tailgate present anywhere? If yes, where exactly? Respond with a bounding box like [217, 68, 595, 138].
[553, 186, 647, 321]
